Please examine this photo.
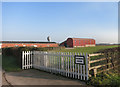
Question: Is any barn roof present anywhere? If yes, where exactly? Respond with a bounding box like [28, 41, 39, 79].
[1, 41, 57, 44]
[68, 38, 95, 40]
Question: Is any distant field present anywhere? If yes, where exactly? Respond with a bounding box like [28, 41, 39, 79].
[55, 45, 118, 54]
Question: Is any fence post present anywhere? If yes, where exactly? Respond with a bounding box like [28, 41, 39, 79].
[61, 52, 64, 75]
[70, 52, 72, 78]
[73, 52, 75, 78]
[88, 54, 90, 77]
[22, 51, 24, 69]
[93, 68, 97, 77]
[31, 51, 33, 68]
[80, 53, 83, 80]
[86, 53, 89, 80]
[83, 53, 85, 80]
[59, 52, 60, 74]
[68, 52, 69, 77]
[75, 52, 77, 79]
[77, 52, 80, 79]
[65, 52, 67, 77]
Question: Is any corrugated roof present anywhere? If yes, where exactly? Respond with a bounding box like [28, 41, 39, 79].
[1, 41, 56, 44]
[68, 38, 95, 40]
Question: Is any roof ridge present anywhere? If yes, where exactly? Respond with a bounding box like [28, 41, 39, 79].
[68, 38, 94, 40]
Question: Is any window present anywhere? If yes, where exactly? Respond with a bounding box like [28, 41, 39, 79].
[86, 40, 88, 44]
[75, 40, 76, 45]
[79, 40, 80, 45]
[83, 40, 84, 44]
[90, 40, 91, 44]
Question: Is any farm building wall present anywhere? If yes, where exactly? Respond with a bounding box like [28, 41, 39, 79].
[60, 38, 95, 47]
[1, 41, 59, 48]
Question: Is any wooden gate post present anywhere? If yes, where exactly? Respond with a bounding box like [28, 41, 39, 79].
[93, 68, 97, 77]
[88, 54, 91, 77]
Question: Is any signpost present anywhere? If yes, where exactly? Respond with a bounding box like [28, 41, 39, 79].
[74, 55, 85, 65]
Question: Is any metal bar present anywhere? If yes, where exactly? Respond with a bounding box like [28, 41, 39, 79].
[27, 51, 29, 69]
[80, 65, 83, 80]
[86, 53, 89, 80]
[24, 51, 26, 69]
[68, 52, 69, 77]
[70, 52, 72, 77]
[31, 51, 33, 68]
[73, 52, 74, 78]
[83, 53, 85, 80]
[77, 52, 80, 79]
[28, 51, 30, 69]
[59, 52, 60, 74]
[22, 51, 24, 69]
[83, 65, 85, 80]
[75, 52, 77, 79]
[65, 52, 67, 77]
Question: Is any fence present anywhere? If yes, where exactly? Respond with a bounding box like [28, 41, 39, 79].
[88, 53, 119, 77]
[22, 51, 119, 80]
[22, 51, 33, 69]
[22, 51, 89, 80]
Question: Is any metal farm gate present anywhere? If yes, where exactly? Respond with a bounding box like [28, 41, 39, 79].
[22, 51, 89, 80]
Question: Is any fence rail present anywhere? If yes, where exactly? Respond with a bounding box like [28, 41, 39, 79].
[88, 53, 119, 77]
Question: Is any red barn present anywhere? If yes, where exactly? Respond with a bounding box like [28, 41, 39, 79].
[1, 41, 59, 48]
[60, 38, 95, 47]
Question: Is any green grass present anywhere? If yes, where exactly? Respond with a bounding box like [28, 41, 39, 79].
[87, 73, 120, 86]
[2, 55, 22, 72]
[55, 45, 118, 54]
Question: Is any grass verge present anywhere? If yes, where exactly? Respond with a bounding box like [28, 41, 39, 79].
[55, 45, 118, 54]
[87, 72, 120, 86]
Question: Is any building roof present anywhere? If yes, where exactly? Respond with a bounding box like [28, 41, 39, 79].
[1, 41, 57, 44]
[68, 38, 95, 40]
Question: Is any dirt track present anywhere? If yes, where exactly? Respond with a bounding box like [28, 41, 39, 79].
[2, 69, 86, 85]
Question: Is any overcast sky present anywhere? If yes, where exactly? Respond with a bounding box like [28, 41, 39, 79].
[2, 2, 118, 43]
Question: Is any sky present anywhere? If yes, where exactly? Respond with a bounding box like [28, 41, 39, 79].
[2, 2, 118, 44]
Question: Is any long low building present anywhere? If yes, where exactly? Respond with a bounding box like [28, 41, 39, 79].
[1, 41, 59, 48]
[60, 38, 96, 47]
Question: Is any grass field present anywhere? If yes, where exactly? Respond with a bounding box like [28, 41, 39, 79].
[55, 45, 118, 54]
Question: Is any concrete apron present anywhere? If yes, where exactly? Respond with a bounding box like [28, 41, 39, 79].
[3, 69, 86, 85]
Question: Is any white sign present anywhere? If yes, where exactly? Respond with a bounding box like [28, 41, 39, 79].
[74, 55, 85, 65]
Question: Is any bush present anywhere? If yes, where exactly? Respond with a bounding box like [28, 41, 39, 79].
[87, 73, 120, 86]
[2, 47, 62, 67]
[2, 55, 21, 72]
